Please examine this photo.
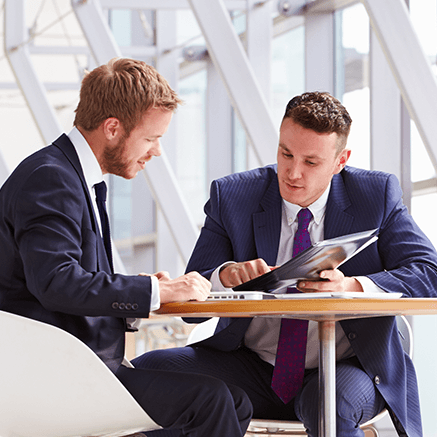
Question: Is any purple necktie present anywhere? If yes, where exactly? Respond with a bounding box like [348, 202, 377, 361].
[271, 208, 313, 403]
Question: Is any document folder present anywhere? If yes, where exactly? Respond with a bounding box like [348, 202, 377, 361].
[233, 228, 378, 292]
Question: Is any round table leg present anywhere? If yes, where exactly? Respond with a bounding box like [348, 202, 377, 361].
[318, 320, 336, 437]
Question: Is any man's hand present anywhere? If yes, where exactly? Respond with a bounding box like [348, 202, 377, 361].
[139, 271, 171, 281]
[158, 271, 212, 304]
[219, 258, 272, 288]
[297, 269, 363, 293]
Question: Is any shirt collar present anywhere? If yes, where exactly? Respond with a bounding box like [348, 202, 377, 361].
[282, 182, 331, 226]
[67, 127, 104, 190]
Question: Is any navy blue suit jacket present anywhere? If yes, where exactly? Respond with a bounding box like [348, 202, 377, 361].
[185, 164, 437, 437]
[0, 134, 152, 372]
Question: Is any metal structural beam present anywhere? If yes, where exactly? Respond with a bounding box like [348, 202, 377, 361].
[246, 0, 272, 102]
[369, 28, 412, 211]
[188, 0, 278, 166]
[206, 59, 233, 183]
[155, 9, 183, 276]
[4, 0, 63, 144]
[71, 0, 121, 65]
[369, 30, 402, 177]
[362, 0, 437, 171]
[305, 0, 359, 13]
[305, 10, 335, 93]
[246, 0, 273, 169]
[71, 0, 198, 264]
[100, 0, 247, 9]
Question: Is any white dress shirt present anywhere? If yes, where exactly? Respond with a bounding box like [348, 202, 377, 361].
[210, 183, 384, 368]
[67, 127, 160, 312]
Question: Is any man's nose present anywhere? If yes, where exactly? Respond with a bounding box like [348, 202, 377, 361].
[288, 162, 302, 179]
[151, 140, 162, 157]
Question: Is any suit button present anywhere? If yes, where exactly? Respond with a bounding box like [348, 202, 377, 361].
[348, 332, 356, 341]
[374, 376, 380, 385]
[125, 303, 132, 310]
[112, 302, 119, 309]
[132, 303, 139, 310]
[119, 303, 126, 310]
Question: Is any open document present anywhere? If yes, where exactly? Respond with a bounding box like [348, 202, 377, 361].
[233, 228, 379, 293]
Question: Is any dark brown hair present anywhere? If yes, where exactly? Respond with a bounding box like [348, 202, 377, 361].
[283, 91, 352, 152]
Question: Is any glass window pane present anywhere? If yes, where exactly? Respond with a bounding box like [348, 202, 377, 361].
[271, 27, 305, 130]
[412, 193, 437, 248]
[411, 121, 436, 182]
[233, 111, 247, 173]
[176, 10, 204, 46]
[337, 4, 370, 170]
[176, 70, 207, 224]
[409, 0, 437, 182]
[109, 10, 132, 46]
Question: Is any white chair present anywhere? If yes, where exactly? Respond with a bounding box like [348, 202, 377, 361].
[187, 316, 412, 437]
[186, 317, 219, 345]
[0, 310, 161, 437]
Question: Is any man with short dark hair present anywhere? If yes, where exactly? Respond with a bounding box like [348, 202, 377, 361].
[135, 91, 437, 437]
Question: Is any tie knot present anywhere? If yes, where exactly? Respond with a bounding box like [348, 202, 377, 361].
[297, 208, 312, 230]
[94, 181, 107, 202]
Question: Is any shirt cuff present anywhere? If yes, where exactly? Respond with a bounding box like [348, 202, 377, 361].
[355, 276, 386, 294]
[150, 275, 161, 311]
[210, 262, 236, 291]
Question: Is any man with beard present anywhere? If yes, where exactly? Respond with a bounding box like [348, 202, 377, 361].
[0, 57, 252, 437]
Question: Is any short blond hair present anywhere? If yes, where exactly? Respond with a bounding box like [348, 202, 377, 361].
[74, 58, 182, 135]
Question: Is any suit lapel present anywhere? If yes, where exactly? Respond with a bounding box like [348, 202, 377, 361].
[52, 134, 112, 274]
[252, 176, 282, 266]
[324, 171, 354, 239]
[52, 134, 92, 211]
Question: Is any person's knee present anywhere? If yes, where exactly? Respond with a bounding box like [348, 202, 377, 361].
[336, 365, 382, 425]
[294, 378, 318, 428]
[228, 383, 253, 421]
[132, 347, 191, 371]
[193, 376, 241, 417]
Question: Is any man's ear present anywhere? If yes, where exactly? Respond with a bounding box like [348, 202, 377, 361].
[102, 117, 122, 141]
[335, 149, 351, 174]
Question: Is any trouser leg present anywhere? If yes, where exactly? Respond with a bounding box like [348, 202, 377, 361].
[116, 365, 252, 437]
[132, 345, 299, 428]
[133, 348, 385, 437]
[294, 357, 386, 437]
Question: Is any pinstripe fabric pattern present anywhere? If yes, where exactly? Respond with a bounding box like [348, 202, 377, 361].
[185, 164, 437, 437]
[294, 356, 386, 436]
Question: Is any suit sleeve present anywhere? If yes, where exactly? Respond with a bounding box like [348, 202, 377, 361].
[12, 163, 152, 317]
[348, 173, 437, 298]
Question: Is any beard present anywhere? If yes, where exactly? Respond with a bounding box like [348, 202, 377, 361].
[102, 135, 133, 179]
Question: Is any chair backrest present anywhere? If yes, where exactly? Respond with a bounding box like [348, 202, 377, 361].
[0, 310, 160, 437]
[186, 317, 219, 345]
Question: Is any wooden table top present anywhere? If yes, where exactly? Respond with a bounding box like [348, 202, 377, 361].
[154, 297, 437, 321]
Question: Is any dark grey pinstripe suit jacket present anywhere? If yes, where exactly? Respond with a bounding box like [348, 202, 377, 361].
[186, 164, 437, 437]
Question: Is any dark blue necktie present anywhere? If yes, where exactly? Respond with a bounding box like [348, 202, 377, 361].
[271, 208, 312, 403]
[94, 181, 113, 273]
